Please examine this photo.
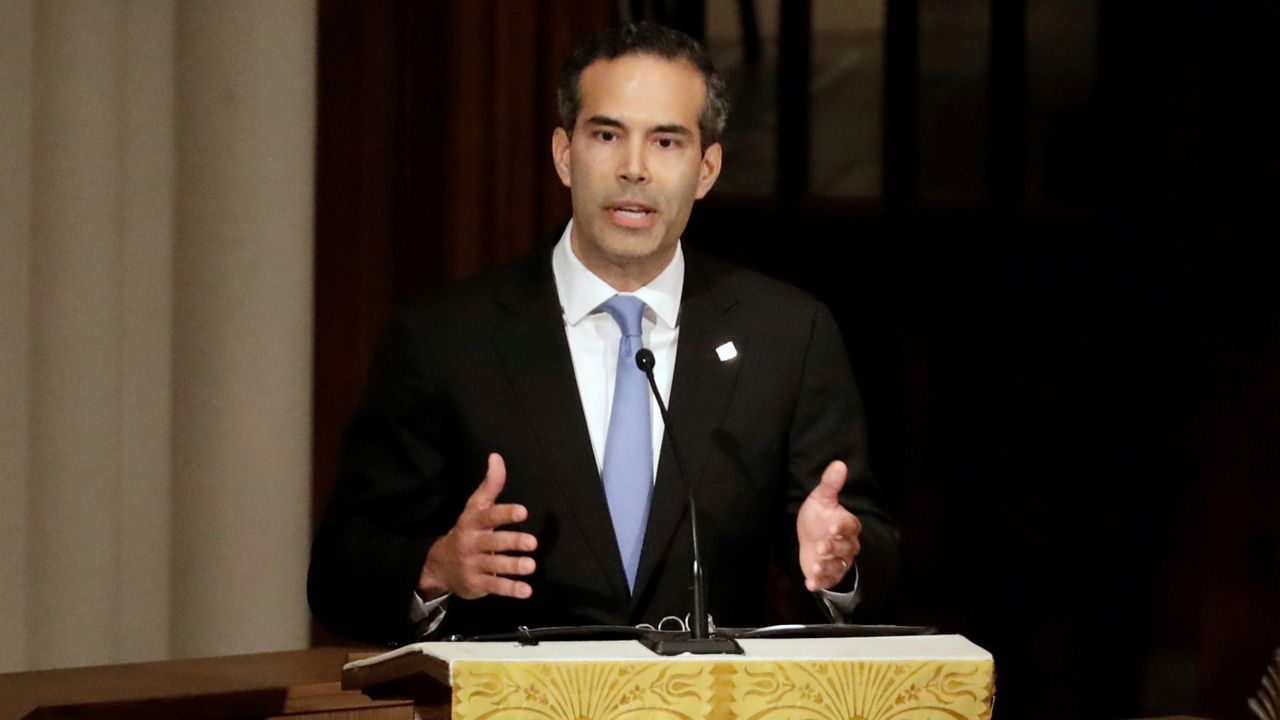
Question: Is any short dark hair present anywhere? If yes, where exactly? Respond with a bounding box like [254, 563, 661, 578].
[557, 21, 729, 150]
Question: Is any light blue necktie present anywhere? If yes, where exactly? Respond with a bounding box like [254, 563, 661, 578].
[600, 295, 653, 592]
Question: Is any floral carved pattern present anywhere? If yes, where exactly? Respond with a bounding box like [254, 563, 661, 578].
[450, 659, 993, 720]
[732, 660, 993, 720]
[453, 661, 712, 719]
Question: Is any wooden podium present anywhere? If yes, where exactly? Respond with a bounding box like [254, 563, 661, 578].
[0, 636, 993, 718]
[344, 634, 996, 719]
[0, 647, 411, 720]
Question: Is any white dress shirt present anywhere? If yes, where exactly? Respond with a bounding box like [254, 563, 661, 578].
[552, 219, 681, 478]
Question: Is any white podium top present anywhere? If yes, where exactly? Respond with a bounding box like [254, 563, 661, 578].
[343, 634, 992, 686]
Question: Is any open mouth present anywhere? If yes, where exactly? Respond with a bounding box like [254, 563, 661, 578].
[608, 202, 657, 228]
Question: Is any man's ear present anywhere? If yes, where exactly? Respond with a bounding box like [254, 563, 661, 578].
[552, 127, 572, 188]
[694, 142, 723, 200]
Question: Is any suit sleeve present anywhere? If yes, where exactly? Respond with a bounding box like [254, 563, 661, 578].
[779, 301, 900, 617]
[307, 310, 472, 645]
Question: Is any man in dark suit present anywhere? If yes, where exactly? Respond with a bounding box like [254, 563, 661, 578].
[308, 22, 898, 646]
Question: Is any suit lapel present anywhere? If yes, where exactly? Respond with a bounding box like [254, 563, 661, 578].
[491, 258, 631, 600]
[632, 252, 742, 609]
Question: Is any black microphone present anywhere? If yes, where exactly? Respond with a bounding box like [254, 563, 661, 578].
[634, 349, 742, 655]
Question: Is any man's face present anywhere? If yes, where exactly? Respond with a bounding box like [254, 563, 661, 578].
[552, 54, 722, 288]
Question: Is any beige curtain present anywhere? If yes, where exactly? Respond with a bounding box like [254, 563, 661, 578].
[0, 0, 315, 672]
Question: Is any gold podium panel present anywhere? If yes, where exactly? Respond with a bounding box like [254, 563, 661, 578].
[346, 635, 994, 720]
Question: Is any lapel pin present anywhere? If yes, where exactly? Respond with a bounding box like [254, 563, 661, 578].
[715, 341, 738, 362]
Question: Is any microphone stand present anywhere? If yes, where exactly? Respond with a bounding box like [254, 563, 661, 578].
[634, 349, 743, 655]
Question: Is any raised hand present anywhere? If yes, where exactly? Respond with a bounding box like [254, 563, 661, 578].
[418, 453, 538, 600]
[796, 460, 863, 592]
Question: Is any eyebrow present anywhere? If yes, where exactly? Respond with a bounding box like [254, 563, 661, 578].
[582, 115, 694, 137]
[652, 123, 693, 137]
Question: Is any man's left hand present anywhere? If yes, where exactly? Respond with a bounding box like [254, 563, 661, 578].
[796, 460, 863, 592]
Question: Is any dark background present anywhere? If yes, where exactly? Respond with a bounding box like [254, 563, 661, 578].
[312, 2, 1280, 717]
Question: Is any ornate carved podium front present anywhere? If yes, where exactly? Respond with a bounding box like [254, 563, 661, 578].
[345, 635, 995, 720]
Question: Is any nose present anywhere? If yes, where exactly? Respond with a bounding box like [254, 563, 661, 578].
[617, 138, 648, 185]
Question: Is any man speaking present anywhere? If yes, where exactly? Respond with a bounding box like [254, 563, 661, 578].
[308, 21, 899, 645]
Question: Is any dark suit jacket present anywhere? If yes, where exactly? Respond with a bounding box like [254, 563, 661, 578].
[308, 244, 899, 645]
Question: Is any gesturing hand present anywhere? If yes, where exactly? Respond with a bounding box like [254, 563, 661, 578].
[418, 453, 538, 600]
[796, 460, 863, 592]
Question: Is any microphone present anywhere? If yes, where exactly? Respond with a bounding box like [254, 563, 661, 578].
[634, 348, 742, 655]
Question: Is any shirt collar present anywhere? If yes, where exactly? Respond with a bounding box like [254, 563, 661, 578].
[551, 218, 684, 329]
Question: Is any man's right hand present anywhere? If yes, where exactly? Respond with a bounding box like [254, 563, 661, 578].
[418, 453, 538, 600]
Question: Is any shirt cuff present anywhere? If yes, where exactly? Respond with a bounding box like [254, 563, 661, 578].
[409, 590, 450, 638]
[816, 563, 861, 622]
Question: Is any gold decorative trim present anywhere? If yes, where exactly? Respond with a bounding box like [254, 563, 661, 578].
[451, 659, 993, 720]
